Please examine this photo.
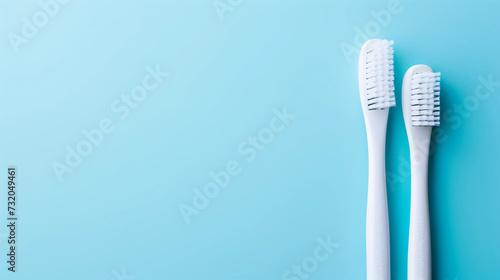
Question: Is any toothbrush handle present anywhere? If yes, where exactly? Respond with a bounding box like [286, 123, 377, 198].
[408, 153, 431, 280]
[366, 141, 390, 280]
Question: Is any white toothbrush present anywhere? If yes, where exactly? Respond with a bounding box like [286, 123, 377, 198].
[359, 39, 395, 280]
[402, 65, 440, 280]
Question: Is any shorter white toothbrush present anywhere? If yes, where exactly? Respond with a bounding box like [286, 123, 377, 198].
[402, 65, 440, 280]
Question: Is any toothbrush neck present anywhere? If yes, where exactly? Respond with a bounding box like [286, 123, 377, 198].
[409, 132, 431, 178]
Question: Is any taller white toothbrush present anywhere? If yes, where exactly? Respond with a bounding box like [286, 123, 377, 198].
[402, 65, 440, 280]
[359, 39, 395, 280]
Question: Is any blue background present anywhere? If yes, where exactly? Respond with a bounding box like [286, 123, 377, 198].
[0, 0, 499, 279]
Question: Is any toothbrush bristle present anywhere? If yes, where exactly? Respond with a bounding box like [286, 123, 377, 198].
[364, 40, 395, 110]
[410, 72, 441, 126]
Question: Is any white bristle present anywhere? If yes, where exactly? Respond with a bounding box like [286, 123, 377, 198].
[410, 72, 440, 126]
[364, 40, 395, 110]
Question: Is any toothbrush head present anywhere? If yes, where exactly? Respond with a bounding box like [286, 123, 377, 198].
[410, 71, 440, 126]
[360, 39, 395, 110]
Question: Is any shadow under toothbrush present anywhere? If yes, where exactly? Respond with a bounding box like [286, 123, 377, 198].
[385, 56, 409, 280]
[428, 79, 456, 280]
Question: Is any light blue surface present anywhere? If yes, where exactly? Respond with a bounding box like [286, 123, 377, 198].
[0, 0, 499, 279]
